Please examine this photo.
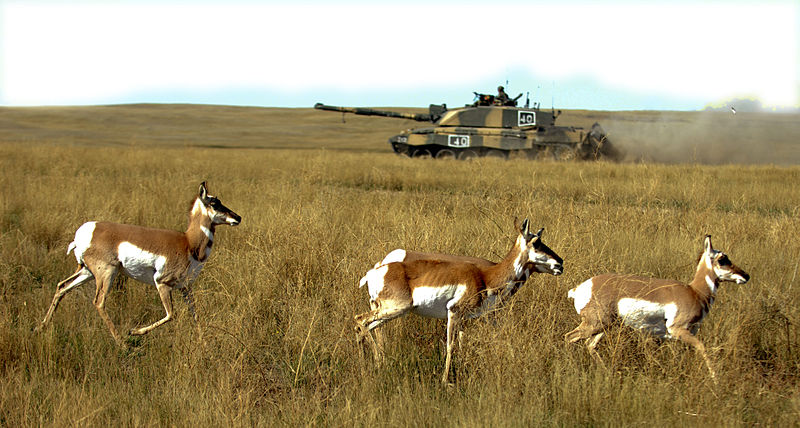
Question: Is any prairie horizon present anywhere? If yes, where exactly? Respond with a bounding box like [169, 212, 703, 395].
[2, 103, 799, 164]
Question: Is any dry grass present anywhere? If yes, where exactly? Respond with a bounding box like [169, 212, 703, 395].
[1, 105, 799, 426]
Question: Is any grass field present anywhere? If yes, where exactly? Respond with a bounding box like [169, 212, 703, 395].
[1, 104, 799, 426]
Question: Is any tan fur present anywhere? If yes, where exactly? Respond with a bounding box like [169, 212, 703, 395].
[565, 236, 749, 382]
[399, 251, 495, 268]
[35, 182, 241, 346]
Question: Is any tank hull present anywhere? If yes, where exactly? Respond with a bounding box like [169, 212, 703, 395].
[389, 125, 613, 160]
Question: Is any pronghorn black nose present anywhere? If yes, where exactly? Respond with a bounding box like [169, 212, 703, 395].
[228, 213, 242, 226]
[542, 262, 563, 276]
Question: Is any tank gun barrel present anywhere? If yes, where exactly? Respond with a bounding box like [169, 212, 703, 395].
[314, 103, 439, 122]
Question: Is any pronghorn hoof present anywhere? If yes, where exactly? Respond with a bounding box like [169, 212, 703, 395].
[124, 335, 143, 348]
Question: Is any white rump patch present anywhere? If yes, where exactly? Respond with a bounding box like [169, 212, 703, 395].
[568, 279, 593, 314]
[71, 221, 97, 264]
[411, 284, 466, 319]
[361, 265, 389, 301]
[379, 249, 407, 266]
[117, 242, 167, 286]
[617, 298, 678, 338]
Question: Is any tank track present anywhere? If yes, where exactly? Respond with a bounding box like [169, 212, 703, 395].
[391, 142, 593, 161]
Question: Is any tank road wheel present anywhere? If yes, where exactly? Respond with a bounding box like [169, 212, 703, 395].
[458, 149, 479, 161]
[520, 147, 541, 160]
[392, 143, 413, 157]
[412, 147, 432, 159]
[435, 149, 457, 159]
[507, 150, 529, 160]
[531, 146, 553, 160]
[485, 149, 508, 160]
[553, 146, 577, 161]
[541, 145, 576, 161]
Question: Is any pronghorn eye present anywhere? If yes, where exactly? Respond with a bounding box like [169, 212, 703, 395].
[717, 255, 731, 266]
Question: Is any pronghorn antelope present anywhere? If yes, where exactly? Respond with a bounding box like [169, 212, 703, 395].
[373, 244, 563, 303]
[565, 236, 749, 380]
[35, 182, 241, 345]
[355, 219, 563, 384]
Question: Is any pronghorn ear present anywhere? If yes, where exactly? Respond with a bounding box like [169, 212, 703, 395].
[535, 227, 544, 239]
[520, 218, 530, 237]
[199, 182, 209, 201]
[704, 235, 713, 254]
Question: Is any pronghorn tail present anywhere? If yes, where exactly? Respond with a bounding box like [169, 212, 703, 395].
[359, 271, 370, 288]
[567, 287, 576, 300]
[361, 249, 407, 287]
[567, 279, 594, 314]
[359, 264, 387, 288]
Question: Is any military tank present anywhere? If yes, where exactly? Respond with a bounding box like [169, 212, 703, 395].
[314, 92, 622, 161]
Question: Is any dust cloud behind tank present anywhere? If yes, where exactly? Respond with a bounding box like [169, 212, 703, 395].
[314, 91, 622, 161]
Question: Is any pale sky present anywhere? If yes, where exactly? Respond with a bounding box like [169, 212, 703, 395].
[1, 1, 798, 110]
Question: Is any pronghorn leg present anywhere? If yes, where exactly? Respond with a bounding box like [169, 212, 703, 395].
[354, 303, 378, 361]
[371, 327, 386, 360]
[130, 283, 174, 336]
[565, 319, 603, 344]
[353, 301, 410, 364]
[585, 332, 606, 367]
[35, 266, 94, 332]
[180, 286, 205, 344]
[92, 267, 125, 346]
[670, 327, 716, 383]
[367, 302, 386, 362]
[564, 327, 584, 343]
[366, 300, 386, 357]
[442, 310, 462, 385]
[180, 286, 197, 322]
[565, 320, 606, 367]
[362, 320, 385, 365]
[354, 325, 381, 365]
